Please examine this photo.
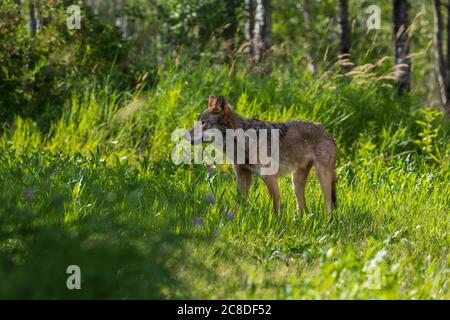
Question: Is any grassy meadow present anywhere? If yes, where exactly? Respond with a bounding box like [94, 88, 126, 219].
[0, 56, 449, 299]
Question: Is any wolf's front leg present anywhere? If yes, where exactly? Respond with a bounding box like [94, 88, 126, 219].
[233, 166, 253, 213]
[261, 175, 281, 214]
[234, 165, 253, 198]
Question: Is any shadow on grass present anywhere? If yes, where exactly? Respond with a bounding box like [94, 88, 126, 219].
[0, 198, 210, 299]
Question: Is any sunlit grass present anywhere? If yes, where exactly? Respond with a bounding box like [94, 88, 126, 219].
[0, 59, 449, 299]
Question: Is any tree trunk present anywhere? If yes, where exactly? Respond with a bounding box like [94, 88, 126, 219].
[301, 0, 317, 75]
[432, 0, 450, 116]
[337, 0, 350, 57]
[115, 0, 122, 29]
[93, 0, 100, 15]
[223, 0, 237, 52]
[393, 0, 411, 94]
[29, 0, 37, 36]
[253, 0, 272, 64]
[445, 1, 450, 97]
[244, 0, 254, 54]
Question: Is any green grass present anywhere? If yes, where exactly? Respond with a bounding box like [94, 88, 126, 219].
[0, 58, 449, 299]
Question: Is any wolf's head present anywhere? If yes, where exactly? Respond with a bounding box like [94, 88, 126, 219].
[184, 95, 235, 144]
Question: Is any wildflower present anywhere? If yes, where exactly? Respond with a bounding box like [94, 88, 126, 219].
[193, 217, 204, 228]
[205, 164, 217, 177]
[225, 211, 235, 221]
[206, 192, 215, 204]
[25, 188, 34, 200]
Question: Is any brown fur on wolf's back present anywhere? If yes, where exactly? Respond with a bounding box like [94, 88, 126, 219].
[235, 118, 337, 176]
[235, 117, 336, 170]
[238, 117, 334, 144]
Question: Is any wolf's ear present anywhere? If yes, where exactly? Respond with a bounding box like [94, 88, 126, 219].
[208, 95, 228, 111]
[208, 95, 217, 109]
[216, 96, 227, 111]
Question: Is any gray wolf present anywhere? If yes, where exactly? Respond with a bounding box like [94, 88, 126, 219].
[184, 95, 337, 213]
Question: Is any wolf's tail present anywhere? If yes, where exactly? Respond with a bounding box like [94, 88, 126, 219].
[331, 178, 337, 209]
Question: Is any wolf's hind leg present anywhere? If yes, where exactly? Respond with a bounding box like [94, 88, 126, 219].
[315, 162, 336, 211]
[292, 162, 313, 212]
